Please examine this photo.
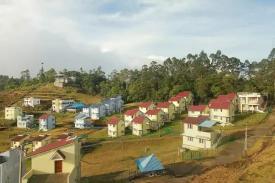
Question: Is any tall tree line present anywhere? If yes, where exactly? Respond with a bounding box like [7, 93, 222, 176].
[0, 50, 274, 103]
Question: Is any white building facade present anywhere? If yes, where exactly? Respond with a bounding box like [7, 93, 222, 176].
[23, 97, 40, 107]
[237, 92, 264, 112]
[17, 115, 34, 128]
[39, 114, 56, 131]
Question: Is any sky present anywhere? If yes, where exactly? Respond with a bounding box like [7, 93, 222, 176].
[0, 0, 275, 77]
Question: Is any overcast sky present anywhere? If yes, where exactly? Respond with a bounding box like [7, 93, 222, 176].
[0, 0, 275, 77]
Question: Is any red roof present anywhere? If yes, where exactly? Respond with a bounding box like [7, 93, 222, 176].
[107, 116, 121, 125]
[209, 99, 231, 109]
[217, 93, 236, 101]
[157, 102, 171, 108]
[132, 116, 146, 124]
[184, 116, 209, 124]
[139, 102, 154, 108]
[169, 96, 182, 102]
[176, 91, 191, 98]
[29, 139, 74, 157]
[31, 135, 49, 142]
[124, 109, 140, 116]
[146, 109, 162, 115]
[11, 134, 28, 142]
[39, 114, 51, 120]
[188, 105, 207, 112]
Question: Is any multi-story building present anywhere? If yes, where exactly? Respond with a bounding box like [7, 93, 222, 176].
[5, 107, 22, 120]
[107, 116, 125, 138]
[168, 96, 186, 113]
[39, 114, 56, 131]
[175, 91, 193, 111]
[124, 109, 143, 127]
[139, 102, 156, 114]
[110, 96, 124, 113]
[156, 102, 176, 121]
[182, 116, 219, 150]
[132, 116, 150, 136]
[83, 104, 106, 120]
[145, 109, 166, 130]
[17, 115, 34, 128]
[188, 105, 209, 117]
[31, 135, 51, 152]
[74, 113, 91, 129]
[209, 99, 235, 125]
[52, 99, 75, 113]
[23, 97, 41, 107]
[237, 92, 264, 112]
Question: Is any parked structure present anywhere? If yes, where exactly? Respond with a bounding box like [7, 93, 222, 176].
[182, 116, 219, 150]
[23, 97, 41, 107]
[132, 116, 150, 136]
[22, 138, 81, 183]
[11, 134, 29, 149]
[188, 105, 209, 117]
[83, 104, 106, 120]
[139, 102, 156, 114]
[156, 102, 176, 121]
[52, 99, 75, 113]
[74, 113, 91, 129]
[5, 106, 22, 120]
[107, 116, 125, 138]
[31, 135, 51, 152]
[0, 149, 24, 183]
[237, 92, 264, 112]
[17, 115, 34, 128]
[209, 99, 235, 125]
[124, 109, 143, 127]
[39, 114, 56, 131]
[145, 109, 165, 130]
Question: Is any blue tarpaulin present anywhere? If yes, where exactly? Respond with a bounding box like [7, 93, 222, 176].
[198, 120, 217, 128]
[136, 154, 164, 173]
[68, 103, 86, 110]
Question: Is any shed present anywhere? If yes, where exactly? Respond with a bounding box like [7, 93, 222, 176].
[135, 154, 164, 173]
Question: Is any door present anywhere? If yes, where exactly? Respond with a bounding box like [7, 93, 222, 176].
[55, 160, 63, 173]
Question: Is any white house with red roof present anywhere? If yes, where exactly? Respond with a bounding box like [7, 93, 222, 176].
[182, 116, 219, 150]
[22, 138, 81, 183]
[217, 92, 238, 110]
[175, 91, 193, 110]
[138, 102, 156, 114]
[107, 116, 125, 138]
[145, 109, 165, 130]
[156, 102, 175, 121]
[39, 114, 56, 131]
[132, 116, 150, 136]
[209, 98, 235, 125]
[124, 109, 143, 127]
[188, 105, 209, 117]
[168, 96, 185, 113]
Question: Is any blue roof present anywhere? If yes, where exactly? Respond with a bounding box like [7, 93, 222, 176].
[135, 154, 164, 173]
[199, 120, 217, 128]
[68, 103, 86, 109]
[75, 113, 89, 120]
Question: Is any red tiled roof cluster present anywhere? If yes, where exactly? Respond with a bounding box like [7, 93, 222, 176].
[124, 109, 140, 116]
[107, 116, 121, 125]
[132, 116, 146, 124]
[139, 102, 154, 108]
[188, 105, 207, 112]
[157, 102, 170, 108]
[146, 109, 162, 115]
[29, 139, 74, 157]
[184, 116, 209, 124]
[209, 92, 236, 109]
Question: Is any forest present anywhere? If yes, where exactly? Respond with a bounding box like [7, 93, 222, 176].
[1, 50, 275, 104]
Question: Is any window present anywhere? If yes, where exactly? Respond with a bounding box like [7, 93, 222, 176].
[199, 138, 204, 144]
[187, 137, 193, 141]
[220, 109, 222, 112]
[187, 124, 192, 129]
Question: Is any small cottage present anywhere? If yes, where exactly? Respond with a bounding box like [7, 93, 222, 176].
[124, 109, 143, 127]
[31, 135, 51, 152]
[39, 114, 56, 131]
[132, 116, 150, 136]
[145, 109, 165, 130]
[11, 134, 29, 149]
[156, 102, 175, 121]
[139, 102, 156, 114]
[23, 97, 40, 107]
[188, 105, 209, 117]
[5, 106, 22, 120]
[74, 113, 91, 129]
[107, 116, 125, 138]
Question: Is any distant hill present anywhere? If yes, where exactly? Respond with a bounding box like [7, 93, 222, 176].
[268, 48, 275, 60]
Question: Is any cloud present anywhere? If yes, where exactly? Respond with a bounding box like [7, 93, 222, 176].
[0, 0, 274, 76]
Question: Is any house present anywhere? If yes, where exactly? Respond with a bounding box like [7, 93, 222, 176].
[217, 92, 238, 110]
[156, 102, 176, 121]
[39, 114, 56, 131]
[237, 92, 264, 112]
[23, 97, 40, 107]
[168, 96, 185, 113]
[103, 99, 116, 115]
[54, 73, 76, 88]
[188, 105, 209, 117]
[182, 116, 219, 150]
[139, 102, 156, 114]
[17, 115, 34, 128]
[209, 99, 235, 125]
[136, 154, 164, 174]
[22, 138, 81, 183]
[31, 135, 51, 152]
[66, 103, 86, 113]
[107, 116, 125, 138]
[175, 91, 193, 111]
[52, 99, 75, 113]
[83, 104, 106, 120]
[124, 109, 143, 127]
[110, 95, 124, 113]
[0, 149, 24, 183]
[11, 134, 29, 149]
[74, 113, 91, 129]
[5, 106, 22, 120]
[145, 109, 166, 130]
[132, 116, 150, 136]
